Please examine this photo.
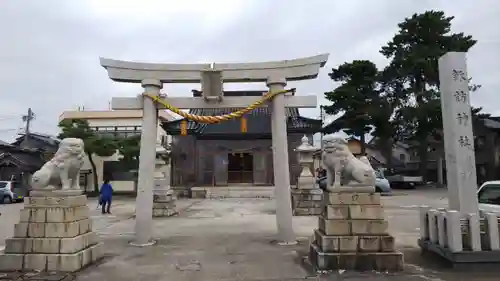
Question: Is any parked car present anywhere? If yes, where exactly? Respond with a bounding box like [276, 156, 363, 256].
[477, 180, 500, 213]
[375, 170, 392, 194]
[315, 169, 391, 194]
[386, 174, 423, 189]
[0, 181, 29, 204]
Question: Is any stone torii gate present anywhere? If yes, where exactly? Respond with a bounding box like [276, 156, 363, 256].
[99, 54, 329, 246]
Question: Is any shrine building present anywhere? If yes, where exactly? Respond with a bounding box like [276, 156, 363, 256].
[162, 90, 321, 191]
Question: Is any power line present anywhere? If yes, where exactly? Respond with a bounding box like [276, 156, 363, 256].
[0, 128, 19, 132]
[0, 116, 18, 121]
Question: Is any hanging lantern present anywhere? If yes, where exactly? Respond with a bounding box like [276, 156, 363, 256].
[240, 117, 247, 133]
[180, 120, 187, 136]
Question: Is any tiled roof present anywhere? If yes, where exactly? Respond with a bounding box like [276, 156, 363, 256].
[0, 140, 13, 147]
[483, 117, 500, 130]
[0, 150, 45, 171]
[13, 133, 60, 146]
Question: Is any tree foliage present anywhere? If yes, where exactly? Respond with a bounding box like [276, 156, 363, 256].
[58, 119, 117, 193]
[379, 10, 477, 179]
[323, 60, 380, 154]
[116, 135, 141, 171]
[369, 66, 410, 168]
[321, 10, 488, 177]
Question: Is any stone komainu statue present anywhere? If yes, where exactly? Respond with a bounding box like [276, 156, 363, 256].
[31, 138, 86, 190]
[321, 136, 376, 190]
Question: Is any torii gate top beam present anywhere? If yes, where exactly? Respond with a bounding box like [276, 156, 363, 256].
[99, 54, 329, 83]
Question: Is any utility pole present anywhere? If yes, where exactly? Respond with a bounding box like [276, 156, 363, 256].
[319, 106, 324, 150]
[22, 108, 35, 147]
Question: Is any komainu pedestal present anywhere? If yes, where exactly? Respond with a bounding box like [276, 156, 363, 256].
[0, 189, 104, 272]
[309, 188, 403, 271]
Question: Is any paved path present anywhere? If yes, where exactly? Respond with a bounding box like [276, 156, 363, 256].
[1, 189, 499, 280]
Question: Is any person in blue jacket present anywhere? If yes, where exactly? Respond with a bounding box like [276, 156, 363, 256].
[100, 179, 113, 214]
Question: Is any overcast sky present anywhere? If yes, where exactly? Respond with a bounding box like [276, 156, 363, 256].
[1, 0, 499, 142]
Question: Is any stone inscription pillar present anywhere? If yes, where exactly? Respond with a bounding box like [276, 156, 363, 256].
[438, 52, 478, 214]
[133, 78, 162, 246]
[267, 75, 295, 244]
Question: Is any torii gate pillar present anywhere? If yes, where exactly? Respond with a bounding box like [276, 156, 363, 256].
[131, 78, 162, 246]
[267, 75, 295, 244]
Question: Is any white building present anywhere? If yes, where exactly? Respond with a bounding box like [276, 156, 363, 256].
[59, 109, 176, 193]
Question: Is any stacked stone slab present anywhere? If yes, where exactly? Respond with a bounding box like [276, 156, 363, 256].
[291, 188, 323, 216]
[0, 189, 103, 272]
[309, 187, 403, 271]
[152, 156, 177, 217]
[153, 187, 177, 217]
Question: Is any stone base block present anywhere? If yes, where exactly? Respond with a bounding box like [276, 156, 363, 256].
[314, 229, 396, 253]
[293, 207, 321, 216]
[295, 200, 322, 208]
[291, 188, 323, 217]
[152, 189, 177, 217]
[309, 243, 403, 271]
[191, 188, 207, 199]
[153, 189, 175, 201]
[326, 186, 376, 194]
[318, 216, 388, 235]
[29, 189, 83, 198]
[153, 202, 175, 209]
[323, 191, 380, 205]
[291, 188, 323, 196]
[0, 243, 104, 272]
[419, 239, 500, 264]
[14, 218, 92, 238]
[152, 207, 178, 217]
[5, 232, 98, 254]
[321, 204, 387, 221]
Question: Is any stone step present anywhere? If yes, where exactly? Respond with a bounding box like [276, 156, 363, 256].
[293, 207, 321, 216]
[19, 206, 90, 223]
[5, 232, 98, 254]
[314, 229, 395, 253]
[13, 218, 92, 238]
[0, 243, 104, 272]
[193, 187, 275, 199]
[25, 194, 87, 208]
[309, 242, 403, 272]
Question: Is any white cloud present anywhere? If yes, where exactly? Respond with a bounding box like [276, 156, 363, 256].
[1, 0, 499, 142]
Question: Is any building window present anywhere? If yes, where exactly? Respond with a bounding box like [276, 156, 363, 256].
[91, 126, 142, 138]
[399, 153, 406, 161]
[103, 161, 137, 181]
[161, 135, 169, 146]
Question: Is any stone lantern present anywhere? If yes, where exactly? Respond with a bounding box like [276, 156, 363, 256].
[295, 135, 319, 189]
[152, 137, 177, 217]
[290, 135, 322, 216]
